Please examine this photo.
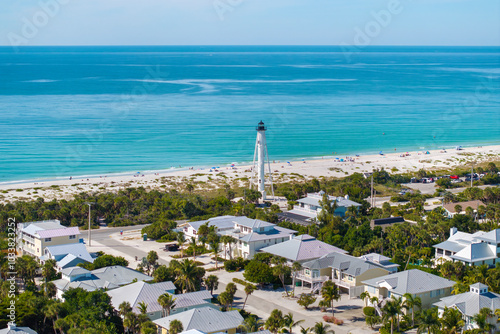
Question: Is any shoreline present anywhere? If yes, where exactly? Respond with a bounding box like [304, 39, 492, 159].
[1, 144, 499, 204]
[2, 140, 499, 186]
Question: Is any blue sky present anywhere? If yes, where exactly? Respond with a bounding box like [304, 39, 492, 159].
[0, 0, 499, 46]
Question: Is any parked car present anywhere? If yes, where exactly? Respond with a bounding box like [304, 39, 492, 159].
[450, 175, 460, 179]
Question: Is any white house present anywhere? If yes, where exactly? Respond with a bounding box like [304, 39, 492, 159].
[17, 220, 81, 258]
[434, 283, 500, 332]
[183, 216, 296, 259]
[283, 191, 362, 223]
[433, 227, 500, 267]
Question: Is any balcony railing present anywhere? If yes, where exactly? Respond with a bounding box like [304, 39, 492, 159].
[296, 274, 329, 283]
[331, 277, 355, 289]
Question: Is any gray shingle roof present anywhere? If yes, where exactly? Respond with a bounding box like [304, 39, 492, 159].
[154, 307, 243, 333]
[302, 252, 388, 277]
[363, 269, 455, 295]
[259, 235, 347, 262]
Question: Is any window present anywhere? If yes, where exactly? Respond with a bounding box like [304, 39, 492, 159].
[45, 238, 52, 242]
[69, 235, 76, 239]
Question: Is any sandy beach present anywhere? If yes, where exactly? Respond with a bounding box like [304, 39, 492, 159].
[1, 145, 499, 204]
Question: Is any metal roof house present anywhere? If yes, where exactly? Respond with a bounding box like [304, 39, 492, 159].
[107, 281, 214, 320]
[154, 307, 244, 334]
[434, 283, 500, 332]
[52, 265, 153, 299]
[259, 234, 347, 263]
[183, 215, 296, 259]
[283, 191, 362, 223]
[298, 251, 391, 298]
[362, 269, 455, 311]
[0, 324, 37, 334]
[17, 220, 81, 258]
[42, 243, 94, 270]
[433, 227, 500, 267]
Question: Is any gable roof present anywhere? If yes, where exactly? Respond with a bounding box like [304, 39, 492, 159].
[154, 307, 243, 333]
[21, 220, 64, 236]
[362, 269, 455, 295]
[302, 252, 388, 277]
[107, 281, 206, 314]
[61, 266, 90, 277]
[259, 235, 347, 262]
[434, 290, 500, 317]
[296, 193, 362, 208]
[45, 243, 93, 263]
[237, 226, 295, 242]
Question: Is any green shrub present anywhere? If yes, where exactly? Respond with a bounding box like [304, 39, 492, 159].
[224, 257, 249, 272]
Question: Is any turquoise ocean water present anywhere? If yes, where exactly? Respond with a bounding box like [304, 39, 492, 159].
[0, 46, 499, 183]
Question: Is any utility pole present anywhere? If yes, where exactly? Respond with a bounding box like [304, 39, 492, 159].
[371, 174, 374, 207]
[84, 202, 95, 246]
[471, 163, 474, 188]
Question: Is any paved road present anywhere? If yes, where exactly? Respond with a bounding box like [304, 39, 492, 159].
[85, 224, 169, 265]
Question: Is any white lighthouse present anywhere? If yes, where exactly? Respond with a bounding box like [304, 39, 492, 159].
[252, 121, 274, 200]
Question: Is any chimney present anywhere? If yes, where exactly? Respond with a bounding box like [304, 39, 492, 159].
[345, 195, 349, 200]
[450, 227, 458, 236]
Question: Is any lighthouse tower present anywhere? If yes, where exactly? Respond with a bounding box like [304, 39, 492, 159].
[252, 121, 274, 200]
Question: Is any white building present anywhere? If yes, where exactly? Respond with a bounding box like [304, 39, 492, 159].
[434, 283, 500, 332]
[433, 227, 500, 267]
[17, 220, 81, 258]
[283, 191, 361, 223]
[182, 216, 296, 259]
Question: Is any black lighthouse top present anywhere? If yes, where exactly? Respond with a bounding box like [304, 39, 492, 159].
[256, 121, 267, 131]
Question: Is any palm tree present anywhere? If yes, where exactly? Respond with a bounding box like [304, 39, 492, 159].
[321, 281, 340, 317]
[119, 301, 133, 316]
[417, 308, 440, 334]
[239, 316, 264, 333]
[359, 291, 370, 306]
[204, 275, 219, 294]
[472, 307, 493, 333]
[283, 312, 304, 334]
[403, 293, 421, 327]
[169, 319, 184, 334]
[218, 291, 233, 311]
[291, 262, 302, 296]
[440, 307, 464, 334]
[174, 259, 199, 293]
[210, 239, 220, 269]
[189, 237, 197, 260]
[299, 327, 310, 334]
[243, 284, 255, 310]
[43, 299, 62, 334]
[177, 232, 186, 258]
[220, 235, 235, 260]
[382, 298, 401, 334]
[137, 301, 148, 315]
[265, 309, 284, 334]
[158, 293, 176, 317]
[311, 322, 334, 334]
